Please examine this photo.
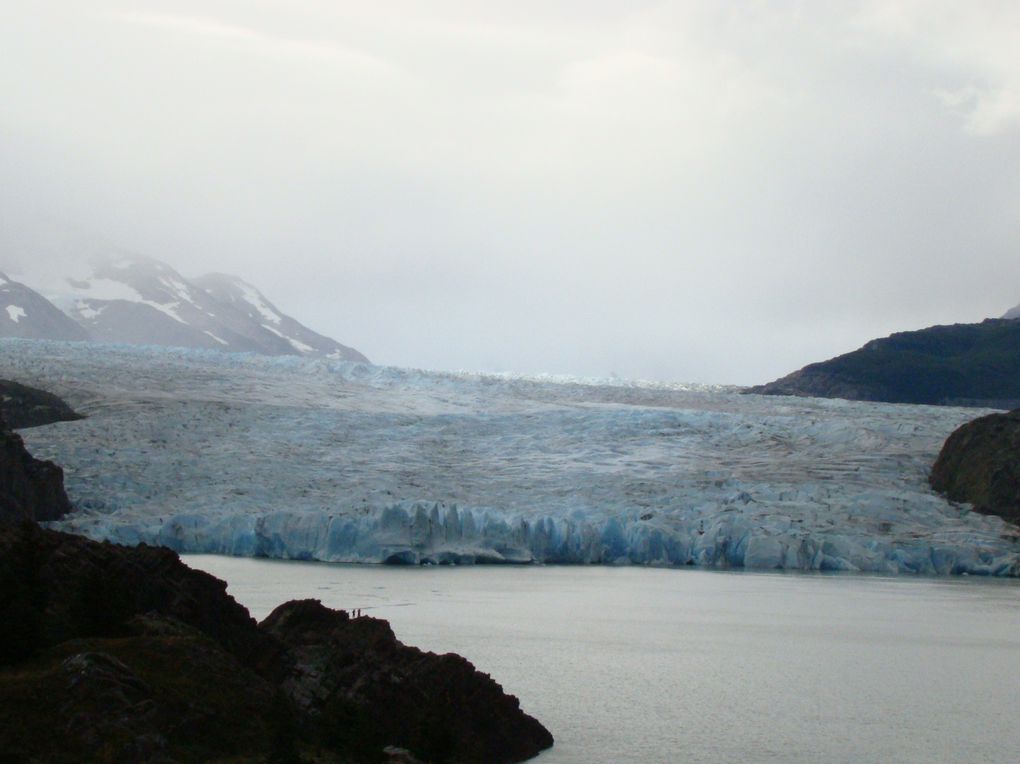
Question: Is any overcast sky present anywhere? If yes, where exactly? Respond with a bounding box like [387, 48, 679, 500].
[1, 1, 1018, 384]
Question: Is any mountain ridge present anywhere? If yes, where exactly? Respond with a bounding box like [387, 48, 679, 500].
[0, 254, 368, 362]
[748, 317, 1020, 407]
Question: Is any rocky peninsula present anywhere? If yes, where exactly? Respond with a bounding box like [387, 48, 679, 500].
[0, 383, 553, 763]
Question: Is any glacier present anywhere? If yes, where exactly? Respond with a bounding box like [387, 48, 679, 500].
[4, 338, 1020, 575]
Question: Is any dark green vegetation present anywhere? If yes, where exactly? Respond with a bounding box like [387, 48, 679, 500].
[748, 318, 1020, 407]
[0, 378, 84, 430]
[0, 387, 553, 763]
[931, 409, 1020, 525]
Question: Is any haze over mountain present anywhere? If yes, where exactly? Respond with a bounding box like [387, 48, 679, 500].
[3, 3, 1018, 384]
[0, 253, 367, 362]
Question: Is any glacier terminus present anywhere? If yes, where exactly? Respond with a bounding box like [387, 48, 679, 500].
[6, 339, 1020, 576]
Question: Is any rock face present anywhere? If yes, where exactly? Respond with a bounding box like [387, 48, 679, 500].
[748, 319, 1020, 407]
[930, 409, 1020, 524]
[0, 523, 554, 762]
[263, 599, 554, 764]
[0, 412, 72, 523]
[0, 378, 84, 429]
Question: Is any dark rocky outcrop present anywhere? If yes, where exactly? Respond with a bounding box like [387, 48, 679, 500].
[263, 599, 554, 764]
[0, 412, 72, 523]
[0, 523, 553, 762]
[0, 383, 550, 762]
[747, 318, 1020, 407]
[0, 378, 84, 429]
[930, 409, 1020, 525]
[0, 522, 271, 667]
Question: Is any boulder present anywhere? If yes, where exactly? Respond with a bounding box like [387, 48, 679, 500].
[930, 409, 1020, 524]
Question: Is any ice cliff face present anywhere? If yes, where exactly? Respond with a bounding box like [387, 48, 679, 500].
[5, 339, 1020, 575]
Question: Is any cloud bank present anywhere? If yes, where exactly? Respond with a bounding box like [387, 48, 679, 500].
[1, 1, 1018, 383]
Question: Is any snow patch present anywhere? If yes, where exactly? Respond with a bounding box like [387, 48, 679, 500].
[75, 300, 105, 320]
[262, 322, 314, 353]
[237, 280, 281, 324]
[203, 330, 229, 346]
[5, 305, 26, 323]
[160, 275, 196, 304]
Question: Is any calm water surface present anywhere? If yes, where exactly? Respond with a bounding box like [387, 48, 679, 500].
[184, 557, 1020, 763]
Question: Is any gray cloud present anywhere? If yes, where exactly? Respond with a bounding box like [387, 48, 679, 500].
[2, 1, 1018, 383]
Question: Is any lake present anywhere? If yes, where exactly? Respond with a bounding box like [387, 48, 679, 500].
[183, 557, 1020, 763]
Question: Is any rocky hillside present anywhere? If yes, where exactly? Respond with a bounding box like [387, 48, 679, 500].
[747, 319, 1020, 407]
[930, 409, 1020, 525]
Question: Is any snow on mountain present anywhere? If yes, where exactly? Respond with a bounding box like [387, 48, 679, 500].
[7, 339, 1020, 576]
[0, 272, 91, 341]
[193, 273, 368, 362]
[7, 253, 368, 361]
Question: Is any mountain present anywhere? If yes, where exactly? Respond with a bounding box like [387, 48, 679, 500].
[193, 272, 368, 361]
[1003, 302, 1020, 320]
[6, 254, 368, 362]
[0, 272, 90, 342]
[747, 318, 1020, 408]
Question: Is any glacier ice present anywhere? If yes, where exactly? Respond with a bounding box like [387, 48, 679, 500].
[4, 337, 1020, 576]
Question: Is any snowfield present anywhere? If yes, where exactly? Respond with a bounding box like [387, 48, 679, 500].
[5, 338, 1019, 575]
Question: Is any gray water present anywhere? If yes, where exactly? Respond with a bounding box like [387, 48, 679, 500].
[184, 557, 1020, 763]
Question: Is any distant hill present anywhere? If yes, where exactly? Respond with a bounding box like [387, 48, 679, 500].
[0, 273, 90, 342]
[2, 255, 368, 362]
[1003, 302, 1020, 320]
[747, 318, 1020, 408]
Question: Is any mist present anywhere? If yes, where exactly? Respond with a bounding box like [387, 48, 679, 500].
[2, 1, 1018, 384]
